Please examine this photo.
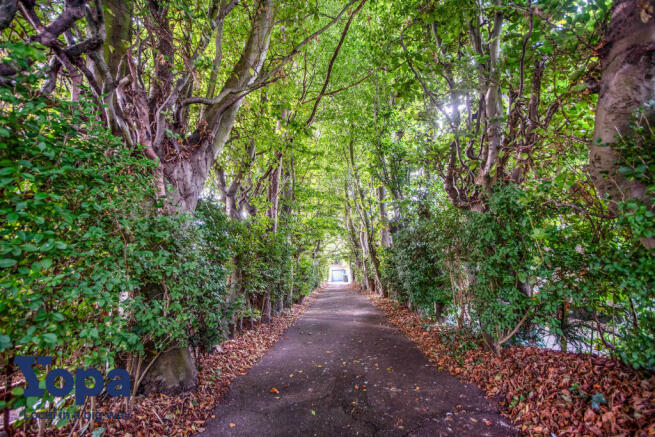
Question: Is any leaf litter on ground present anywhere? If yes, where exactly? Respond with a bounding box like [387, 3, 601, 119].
[367, 294, 654, 437]
[16, 290, 322, 437]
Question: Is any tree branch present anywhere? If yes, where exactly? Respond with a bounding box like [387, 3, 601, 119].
[305, 0, 366, 126]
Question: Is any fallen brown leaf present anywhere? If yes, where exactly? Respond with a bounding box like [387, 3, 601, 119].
[367, 294, 655, 437]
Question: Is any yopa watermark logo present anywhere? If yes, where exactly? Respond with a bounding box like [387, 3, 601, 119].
[14, 356, 131, 405]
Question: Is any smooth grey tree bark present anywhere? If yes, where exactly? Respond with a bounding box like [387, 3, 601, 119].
[165, 0, 276, 213]
[378, 186, 392, 248]
[139, 0, 276, 394]
[344, 182, 365, 286]
[591, 0, 655, 249]
[347, 140, 386, 297]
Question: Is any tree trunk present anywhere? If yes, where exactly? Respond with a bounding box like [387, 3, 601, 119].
[344, 182, 365, 284]
[559, 301, 570, 352]
[268, 154, 283, 233]
[163, 0, 275, 212]
[347, 140, 386, 296]
[365, 231, 385, 296]
[264, 295, 272, 323]
[262, 153, 283, 321]
[474, 1, 503, 193]
[591, 0, 655, 249]
[378, 185, 392, 248]
[287, 254, 299, 306]
[140, 0, 276, 394]
[137, 281, 199, 395]
[139, 347, 198, 395]
[359, 230, 374, 292]
[434, 302, 445, 320]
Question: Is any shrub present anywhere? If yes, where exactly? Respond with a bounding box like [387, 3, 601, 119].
[0, 47, 232, 424]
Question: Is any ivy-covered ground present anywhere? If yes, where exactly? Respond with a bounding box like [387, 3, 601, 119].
[368, 294, 655, 436]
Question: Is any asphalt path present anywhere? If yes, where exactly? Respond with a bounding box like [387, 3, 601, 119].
[198, 284, 517, 436]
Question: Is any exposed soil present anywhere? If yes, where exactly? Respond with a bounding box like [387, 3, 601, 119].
[198, 284, 517, 436]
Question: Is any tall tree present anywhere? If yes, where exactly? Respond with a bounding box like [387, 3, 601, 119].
[590, 0, 655, 249]
[1, 0, 362, 393]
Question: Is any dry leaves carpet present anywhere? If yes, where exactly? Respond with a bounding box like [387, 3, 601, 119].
[16, 290, 321, 437]
[369, 295, 654, 437]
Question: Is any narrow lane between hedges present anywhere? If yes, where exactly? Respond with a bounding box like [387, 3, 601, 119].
[198, 284, 516, 436]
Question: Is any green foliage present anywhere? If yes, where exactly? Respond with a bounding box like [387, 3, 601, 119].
[465, 186, 549, 349]
[294, 254, 321, 299]
[383, 203, 453, 315]
[383, 183, 654, 368]
[603, 108, 655, 369]
[1, 58, 145, 368]
[232, 217, 320, 316]
[0, 38, 332, 426]
[1, 3, 653, 433]
[234, 219, 292, 305]
[331, 0, 652, 370]
[0, 48, 232, 419]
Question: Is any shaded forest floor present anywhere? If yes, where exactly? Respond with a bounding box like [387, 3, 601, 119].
[367, 294, 655, 436]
